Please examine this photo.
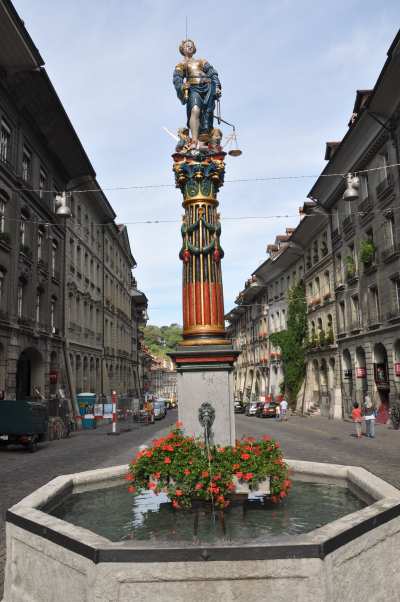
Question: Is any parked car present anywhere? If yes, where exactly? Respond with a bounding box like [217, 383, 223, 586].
[0, 400, 48, 452]
[245, 401, 262, 416]
[234, 400, 245, 413]
[153, 400, 167, 420]
[259, 401, 278, 418]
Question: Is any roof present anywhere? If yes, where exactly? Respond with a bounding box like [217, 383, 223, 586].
[0, 0, 43, 70]
[308, 28, 400, 206]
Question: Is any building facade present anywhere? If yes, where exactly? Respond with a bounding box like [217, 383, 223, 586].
[227, 30, 400, 421]
[0, 0, 147, 410]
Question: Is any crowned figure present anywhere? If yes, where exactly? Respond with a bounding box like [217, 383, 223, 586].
[173, 39, 221, 148]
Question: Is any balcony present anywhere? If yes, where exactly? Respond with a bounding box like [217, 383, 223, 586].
[381, 241, 400, 263]
[376, 174, 394, 206]
[385, 306, 400, 323]
[331, 228, 341, 246]
[366, 311, 382, 330]
[0, 231, 11, 250]
[342, 214, 355, 232]
[358, 196, 374, 224]
[349, 317, 362, 334]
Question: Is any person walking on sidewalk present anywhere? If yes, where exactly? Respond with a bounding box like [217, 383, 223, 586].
[363, 394, 376, 438]
[275, 402, 281, 420]
[352, 402, 362, 439]
[280, 397, 288, 421]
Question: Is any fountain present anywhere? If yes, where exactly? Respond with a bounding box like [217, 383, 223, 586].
[3, 39, 400, 602]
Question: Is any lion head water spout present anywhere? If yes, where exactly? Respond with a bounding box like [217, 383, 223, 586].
[198, 402, 215, 447]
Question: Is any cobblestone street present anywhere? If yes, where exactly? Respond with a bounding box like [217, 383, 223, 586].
[1, 411, 399, 597]
[0, 411, 177, 596]
[237, 414, 400, 489]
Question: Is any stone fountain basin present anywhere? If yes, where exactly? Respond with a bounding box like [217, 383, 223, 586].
[3, 460, 400, 602]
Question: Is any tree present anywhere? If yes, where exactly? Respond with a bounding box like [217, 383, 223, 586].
[269, 283, 307, 406]
[143, 324, 182, 357]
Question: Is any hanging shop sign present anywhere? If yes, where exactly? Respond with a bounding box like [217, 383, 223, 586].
[49, 371, 58, 384]
[356, 367, 367, 378]
[395, 362, 400, 377]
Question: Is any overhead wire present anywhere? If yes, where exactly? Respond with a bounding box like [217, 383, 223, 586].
[7, 160, 400, 195]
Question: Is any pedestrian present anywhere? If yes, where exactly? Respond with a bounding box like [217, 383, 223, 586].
[275, 402, 281, 420]
[352, 402, 362, 439]
[280, 397, 288, 421]
[363, 395, 376, 438]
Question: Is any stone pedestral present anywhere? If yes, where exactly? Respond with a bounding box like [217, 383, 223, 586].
[170, 345, 239, 446]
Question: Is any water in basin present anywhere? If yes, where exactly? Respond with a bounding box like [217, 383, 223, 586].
[47, 480, 366, 544]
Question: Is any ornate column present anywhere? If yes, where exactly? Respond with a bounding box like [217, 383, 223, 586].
[173, 150, 228, 346]
[170, 149, 239, 445]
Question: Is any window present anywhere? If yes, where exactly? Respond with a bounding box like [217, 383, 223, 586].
[39, 169, 47, 199]
[35, 291, 41, 323]
[37, 228, 44, 261]
[351, 295, 360, 325]
[0, 120, 11, 164]
[378, 151, 389, 183]
[20, 214, 27, 246]
[21, 148, 31, 182]
[17, 284, 23, 318]
[77, 205, 81, 225]
[393, 278, 400, 311]
[0, 197, 6, 233]
[383, 213, 394, 250]
[369, 287, 380, 323]
[339, 301, 346, 331]
[0, 269, 5, 305]
[51, 241, 57, 277]
[360, 174, 369, 200]
[50, 297, 56, 332]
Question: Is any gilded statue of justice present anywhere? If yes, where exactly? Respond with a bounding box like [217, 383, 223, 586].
[173, 38, 241, 155]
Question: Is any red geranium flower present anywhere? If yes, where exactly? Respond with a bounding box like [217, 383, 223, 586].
[125, 473, 133, 481]
[234, 472, 243, 479]
[128, 485, 136, 493]
[243, 472, 254, 481]
[145, 451, 153, 458]
[232, 463, 240, 470]
[154, 472, 161, 479]
[162, 445, 174, 452]
[148, 482, 157, 490]
[195, 482, 203, 490]
[172, 499, 180, 509]
[241, 453, 250, 460]
[184, 469, 191, 476]
[262, 435, 271, 441]
[175, 489, 183, 497]
[175, 421, 183, 428]
[201, 470, 209, 478]
[164, 456, 171, 464]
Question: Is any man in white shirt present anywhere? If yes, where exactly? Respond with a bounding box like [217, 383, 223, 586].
[280, 398, 288, 421]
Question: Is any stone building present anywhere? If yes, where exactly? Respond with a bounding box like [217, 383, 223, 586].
[307, 31, 400, 422]
[0, 0, 147, 408]
[228, 29, 400, 421]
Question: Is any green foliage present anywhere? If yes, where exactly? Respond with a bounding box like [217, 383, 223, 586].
[143, 323, 182, 357]
[270, 283, 307, 405]
[345, 255, 355, 278]
[319, 330, 326, 347]
[359, 239, 376, 265]
[127, 425, 291, 509]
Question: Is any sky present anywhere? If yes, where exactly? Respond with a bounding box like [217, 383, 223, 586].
[13, 0, 399, 326]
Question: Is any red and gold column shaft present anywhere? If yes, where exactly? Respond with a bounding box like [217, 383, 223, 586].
[173, 151, 230, 346]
